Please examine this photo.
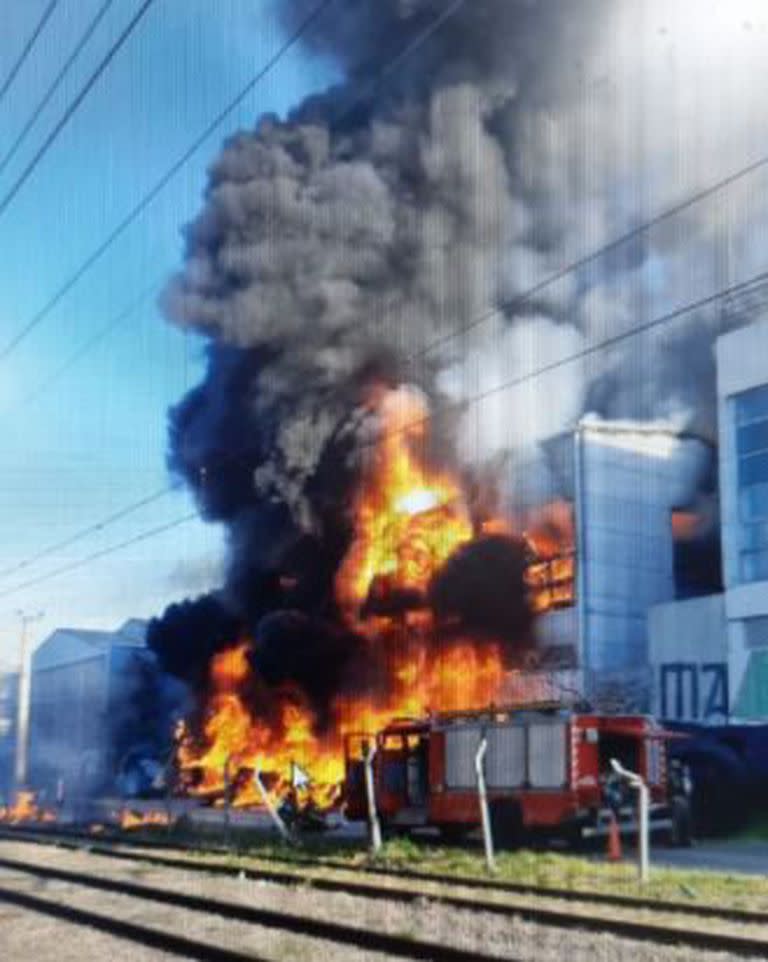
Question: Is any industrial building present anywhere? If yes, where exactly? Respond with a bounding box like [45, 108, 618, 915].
[529, 417, 717, 710]
[27, 619, 184, 800]
[0, 671, 18, 803]
[649, 318, 768, 723]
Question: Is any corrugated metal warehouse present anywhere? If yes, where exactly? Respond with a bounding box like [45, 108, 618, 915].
[27, 619, 179, 800]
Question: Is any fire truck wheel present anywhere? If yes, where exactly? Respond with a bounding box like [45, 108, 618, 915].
[439, 824, 469, 845]
[668, 796, 693, 848]
[489, 800, 524, 850]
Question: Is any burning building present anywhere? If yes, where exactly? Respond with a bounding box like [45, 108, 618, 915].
[147, 0, 758, 805]
[535, 418, 719, 709]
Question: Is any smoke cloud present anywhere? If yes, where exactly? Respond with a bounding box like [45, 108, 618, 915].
[152, 0, 768, 687]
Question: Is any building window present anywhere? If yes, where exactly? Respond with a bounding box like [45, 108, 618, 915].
[734, 384, 768, 583]
[670, 508, 723, 598]
[522, 500, 576, 613]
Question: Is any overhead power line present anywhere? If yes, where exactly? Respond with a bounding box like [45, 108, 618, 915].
[0, 0, 464, 417]
[0, 0, 59, 110]
[0, 0, 470, 595]
[412, 153, 768, 364]
[0, 0, 116, 181]
[2, 266, 765, 606]
[332, 0, 465, 127]
[0, 513, 197, 602]
[383, 267, 768, 449]
[0, 0, 156, 224]
[0, 485, 174, 581]
[0, 275, 162, 419]
[1, 0, 762, 604]
[0, 0, 336, 364]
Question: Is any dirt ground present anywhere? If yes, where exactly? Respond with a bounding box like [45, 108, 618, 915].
[0, 839, 764, 962]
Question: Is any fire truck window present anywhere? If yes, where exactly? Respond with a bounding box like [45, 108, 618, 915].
[383, 735, 404, 750]
[598, 734, 639, 774]
[382, 759, 406, 795]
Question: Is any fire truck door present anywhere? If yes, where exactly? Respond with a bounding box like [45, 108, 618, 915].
[406, 738, 428, 807]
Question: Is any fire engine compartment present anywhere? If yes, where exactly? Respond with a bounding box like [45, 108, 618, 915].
[343, 706, 678, 844]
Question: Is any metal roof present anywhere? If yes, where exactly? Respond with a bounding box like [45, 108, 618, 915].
[32, 621, 148, 672]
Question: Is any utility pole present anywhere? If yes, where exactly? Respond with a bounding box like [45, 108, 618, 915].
[14, 609, 43, 791]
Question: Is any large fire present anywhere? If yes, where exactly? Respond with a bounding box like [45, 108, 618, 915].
[335, 389, 473, 614]
[177, 387, 574, 810]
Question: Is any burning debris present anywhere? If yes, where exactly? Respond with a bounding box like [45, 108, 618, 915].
[0, 790, 56, 825]
[118, 808, 173, 831]
[169, 387, 553, 808]
[149, 0, 739, 811]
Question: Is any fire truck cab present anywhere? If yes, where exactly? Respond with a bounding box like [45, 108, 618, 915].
[343, 704, 691, 847]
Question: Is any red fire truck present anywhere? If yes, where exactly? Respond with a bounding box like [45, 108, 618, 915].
[343, 704, 692, 847]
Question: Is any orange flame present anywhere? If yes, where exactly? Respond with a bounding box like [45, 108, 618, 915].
[118, 808, 172, 830]
[0, 790, 56, 824]
[336, 388, 473, 614]
[177, 387, 575, 812]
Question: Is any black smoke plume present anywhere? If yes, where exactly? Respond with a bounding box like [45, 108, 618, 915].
[429, 534, 535, 651]
[152, 0, 765, 705]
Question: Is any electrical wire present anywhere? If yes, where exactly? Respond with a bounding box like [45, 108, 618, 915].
[411, 154, 768, 364]
[0, 0, 464, 415]
[0, 512, 197, 601]
[0, 0, 337, 364]
[1, 275, 163, 418]
[0, 0, 116, 181]
[0, 0, 157, 224]
[0, 0, 470, 593]
[0, 485, 175, 581]
[2, 265, 764, 604]
[372, 267, 768, 449]
[0, 0, 59, 110]
[332, 0, 466, 127]
[1, 0, 763, 602]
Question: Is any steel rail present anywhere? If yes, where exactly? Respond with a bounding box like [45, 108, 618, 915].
[0, 823, 765, 928]
[0, 882, 269, 962]
[0, 851, 520, 962]
[1, 831, 768, 956]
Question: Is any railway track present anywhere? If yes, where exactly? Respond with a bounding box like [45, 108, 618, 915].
[0, 845, 516, 962]
[1, 821, 767, 926]
[0, 882, 270, 962]
[1, 825, 768, 957]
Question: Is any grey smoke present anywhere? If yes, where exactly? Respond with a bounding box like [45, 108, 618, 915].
[161, 0, 768, 606]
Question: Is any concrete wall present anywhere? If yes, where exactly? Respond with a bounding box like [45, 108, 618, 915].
[648, 594, 728, 722]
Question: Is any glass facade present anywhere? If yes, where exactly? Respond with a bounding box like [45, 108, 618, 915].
[735, 384, 768, 583]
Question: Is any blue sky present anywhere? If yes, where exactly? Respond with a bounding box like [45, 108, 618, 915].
[0, 0, 338, 666]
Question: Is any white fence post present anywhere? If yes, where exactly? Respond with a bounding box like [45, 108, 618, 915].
[364, 741, 382, 855]
[254, 768, 294, 844]
[610, 758, 650, 884]
[475, 735, 496, 874]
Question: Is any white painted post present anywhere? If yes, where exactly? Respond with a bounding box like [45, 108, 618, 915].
[363, 741, 382, 855]
[14, 610, 43, 790]
[610, 758, 649, 884]
[254, 768, 294, 844]
[223, 756, 232, 848]
[637, 779, 649, 884]
[475, 735, 496, 874]
[163, 750, 174, 832]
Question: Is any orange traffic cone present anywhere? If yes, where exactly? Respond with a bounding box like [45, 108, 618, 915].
[607, 813, 622, 861]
